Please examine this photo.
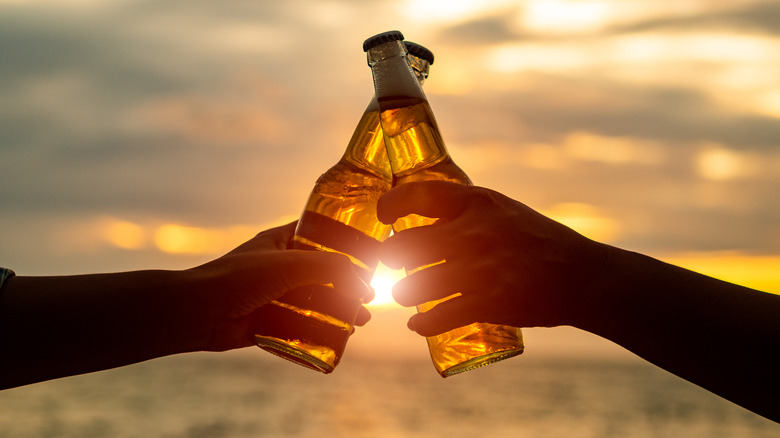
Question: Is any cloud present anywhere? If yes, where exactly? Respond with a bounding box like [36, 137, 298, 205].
[433, 75, 780, 150]
[0, 0, 369, 226]
[434, 13, 524, 45]
[430, 71, 780, 254]
[430, 1, 780, 45]
[0, 10, 104, 86]
[609, 1, 780, 36]
[2, 0, 779, 276]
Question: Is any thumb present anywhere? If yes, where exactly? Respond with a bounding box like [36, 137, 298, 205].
[406, 295, 482, 336]
[377, 180, 471, 225]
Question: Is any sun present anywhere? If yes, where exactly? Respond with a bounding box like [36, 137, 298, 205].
[369, 262, 406, 307]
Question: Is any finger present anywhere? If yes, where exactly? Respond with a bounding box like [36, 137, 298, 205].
[355, 306, 372, 326]
[377, 180, 472, 225]
[262, 221, 297, 250]
[380, 225, 448, 270]
[228, 221, 298, 254]
[277, 251, 371, 302]
[364, 286, 376, 304]
[381, 213, 485, 270]
[406, 294, 491, 336]
[391, 261, 478, 307]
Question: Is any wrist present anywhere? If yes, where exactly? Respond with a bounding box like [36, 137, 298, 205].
[564, 239, 626, 333]
[164, 268, 221, 353]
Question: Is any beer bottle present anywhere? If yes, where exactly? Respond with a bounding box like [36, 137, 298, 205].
[253, 42, 436, 373]
[363, 31, 524, 377]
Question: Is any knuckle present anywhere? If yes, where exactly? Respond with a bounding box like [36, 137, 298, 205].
[468, 187, 501, 208]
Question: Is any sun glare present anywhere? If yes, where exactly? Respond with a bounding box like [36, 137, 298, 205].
[696, 144, 757, 181]
[665, 252, 780, 294]
[100, 217, 147, 250]
[152, 223, 261, 255]
[563, 131, 665, 166]
[369, 262, 406, 307]
[523, 0, 610, 33]
[402, 0, 516, 24]
[756, 90, 780, 118]
[543, 202, 620, 243]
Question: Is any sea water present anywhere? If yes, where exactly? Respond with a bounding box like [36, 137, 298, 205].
[0, 323, 776, 438]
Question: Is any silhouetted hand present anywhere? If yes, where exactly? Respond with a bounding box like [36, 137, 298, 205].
[377, 180, 604, 336]
[189, 221, 373, 351]
[378, 180, 780, 423]
[0, 221, 372, 388]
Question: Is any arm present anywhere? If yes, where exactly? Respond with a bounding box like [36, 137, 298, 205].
[0, 222, 371, 389]
[584, 245, 779, 422]
[377, 180, 780, 422]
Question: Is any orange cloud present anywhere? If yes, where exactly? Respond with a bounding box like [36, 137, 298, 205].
[128, 96, 292, 145]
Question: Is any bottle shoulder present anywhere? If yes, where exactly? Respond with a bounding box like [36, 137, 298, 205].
[393, 156, 471, 186]
[339, 108, 392, 180]
[315, 160, 392, 185]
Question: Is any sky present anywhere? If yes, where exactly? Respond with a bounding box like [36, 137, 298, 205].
[2, 0, 779, 325]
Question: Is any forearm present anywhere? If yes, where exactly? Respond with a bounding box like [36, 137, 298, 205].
[0, 270, 214, 389]
[578, 244, 780, 421]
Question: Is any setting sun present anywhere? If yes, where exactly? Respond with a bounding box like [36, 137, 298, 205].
[3, 1, 780, 434]
[369, 262, 406, 307]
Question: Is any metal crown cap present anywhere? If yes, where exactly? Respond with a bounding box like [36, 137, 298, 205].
[363, 30, 404, 52]
[404, 42, 434, 65]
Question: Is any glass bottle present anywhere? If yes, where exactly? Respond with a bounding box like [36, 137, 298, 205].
[364, 31, 524, 377]
[253, 42, 436, 373]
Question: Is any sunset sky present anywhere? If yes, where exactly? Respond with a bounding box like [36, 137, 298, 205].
[2, 0, 779, 330]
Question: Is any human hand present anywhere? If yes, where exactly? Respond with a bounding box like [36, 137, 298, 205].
[189, 222, 373, 350]
[378, 181, 606, 336]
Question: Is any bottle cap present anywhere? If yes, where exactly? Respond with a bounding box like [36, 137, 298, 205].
[363, 30, 404, 52]
[404, 42, 434, 65]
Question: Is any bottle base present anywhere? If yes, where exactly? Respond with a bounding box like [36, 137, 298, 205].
[438, 347, 524, 378]
[255, 335, 336, 374]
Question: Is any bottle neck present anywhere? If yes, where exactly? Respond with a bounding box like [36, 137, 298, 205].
[367, 41, 450, 177]
[342, 52, 432, 179]
[367, 40, 426, 108]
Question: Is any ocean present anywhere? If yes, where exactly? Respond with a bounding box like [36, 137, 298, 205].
[0, 343, 776, 438]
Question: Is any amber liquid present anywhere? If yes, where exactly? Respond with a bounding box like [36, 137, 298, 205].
[379, 96, 524, 377]
[254, 108, 393, 373]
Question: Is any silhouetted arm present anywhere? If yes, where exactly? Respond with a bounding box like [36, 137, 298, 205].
[579, 245, 779, 422]
[377, 180, 780, 422]
[0, 222, 370, 389]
